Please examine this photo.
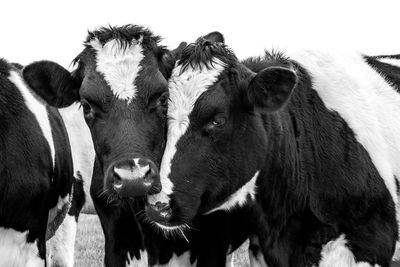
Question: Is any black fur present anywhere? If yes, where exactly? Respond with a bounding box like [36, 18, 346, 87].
[364, 54, 400, 92]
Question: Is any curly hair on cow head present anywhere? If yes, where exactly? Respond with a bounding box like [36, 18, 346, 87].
[84, 24, 163, 52]
[178, 37, 238, 73]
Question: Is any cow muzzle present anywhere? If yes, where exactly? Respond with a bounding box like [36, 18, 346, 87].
[105, 157, 161, 198]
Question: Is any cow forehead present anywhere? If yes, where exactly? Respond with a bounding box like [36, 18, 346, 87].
[168, 58, 226, 122]
[89, 37, 145, 103]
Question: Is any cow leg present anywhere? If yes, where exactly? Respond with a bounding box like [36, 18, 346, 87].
[48, 174, 85, 267]
[249, 236, 268, 267]
[47, 215, 77, 267]
[0, 227, 46, 267]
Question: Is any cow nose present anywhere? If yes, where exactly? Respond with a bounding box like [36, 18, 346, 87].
[109, 158, 161, 198]
[149, 201, 172, 219]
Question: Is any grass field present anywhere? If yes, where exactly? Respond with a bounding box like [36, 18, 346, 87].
[74, 214, 249, 267]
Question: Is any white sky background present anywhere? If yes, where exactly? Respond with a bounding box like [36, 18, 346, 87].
[1, 0, 399, 68]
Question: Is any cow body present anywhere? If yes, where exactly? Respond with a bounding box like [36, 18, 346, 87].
[146, 35, 400, 266]
[59, 103, 95, 214]
[0, 58, 84, 266]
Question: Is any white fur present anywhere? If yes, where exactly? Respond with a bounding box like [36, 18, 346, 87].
[377, 57, 400, 69]
[59, 103, 95, 214]
[155, 251, 196, 267]
[206, 171, 259, 214]
[290, 50, 400, 204]
[9, 71, 55, 168]
[318, 234, 379, 267]
[148, 59, 226, 206]
[90, 37, 144, 102]
[47, 215, 76, 267]
[126, 249, 148, 267]
[0, 227, 44, 267]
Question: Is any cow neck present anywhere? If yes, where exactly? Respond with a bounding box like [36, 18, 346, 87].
[256, 106, 309, 231]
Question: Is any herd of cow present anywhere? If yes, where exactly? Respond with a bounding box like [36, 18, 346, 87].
[1, 23, 400, 267]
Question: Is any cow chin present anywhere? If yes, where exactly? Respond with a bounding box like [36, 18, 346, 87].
[144, 204, 191, 241]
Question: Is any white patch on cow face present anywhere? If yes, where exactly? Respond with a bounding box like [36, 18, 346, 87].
[377, 57, 400, 68]
[148, 59, 226, 206]
[290, 50, 400, 205]
[9, 71, 55, 168]
[127, 249, 148, 267]
[154, 251, 196, 267]
[59, 103, 95, 214]
[0, 227, 44, 267]
[47, 215, 77, 267]
[90, 37, 145, 103]
[318, 234, 379, 267]
[205, 171, 259, 214]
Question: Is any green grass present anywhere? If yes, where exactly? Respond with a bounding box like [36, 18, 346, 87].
[75, 214, 249, 266]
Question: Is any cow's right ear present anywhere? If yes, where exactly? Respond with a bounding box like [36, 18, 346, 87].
[23, 60, 81, 108]
[247, 66, 298, 112]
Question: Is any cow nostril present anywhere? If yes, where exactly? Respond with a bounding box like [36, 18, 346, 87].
[112, 169, 123, 189]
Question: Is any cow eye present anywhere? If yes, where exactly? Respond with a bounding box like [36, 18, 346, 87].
[211, 116, 226, 127]
[158, 92, 169, 108]
[80, 100, 92, 115]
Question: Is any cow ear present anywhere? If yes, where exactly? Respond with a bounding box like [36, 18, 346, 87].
[23, 60, 81, 108]
[160, 42, 187, 79]
[202, 31, 224, 43]
[248, 66, 298, 112]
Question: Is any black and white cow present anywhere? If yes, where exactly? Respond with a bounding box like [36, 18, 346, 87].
[23, 25, 252, 267]
[0, 59, 85, 266]
[145, 35, 400, 266]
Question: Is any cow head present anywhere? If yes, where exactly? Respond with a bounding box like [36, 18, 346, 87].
[23, 25, 186, 202]
[145, 33, 298, 233]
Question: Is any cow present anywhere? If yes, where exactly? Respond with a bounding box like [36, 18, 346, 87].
[0, 58, 85, 266]
[145, 34, 400, 266]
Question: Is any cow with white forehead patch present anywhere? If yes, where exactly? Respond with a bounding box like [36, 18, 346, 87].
[0, 59, 85, 266]
[146, 34, 400, 266]
[23, 25, 243, 266]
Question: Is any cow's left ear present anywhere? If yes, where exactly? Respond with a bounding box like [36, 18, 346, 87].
[23, 60, 81, 108]
[247, 66, 298, 112]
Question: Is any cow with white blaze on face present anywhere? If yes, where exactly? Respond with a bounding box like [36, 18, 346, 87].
[146, 34, 400, 266]
[0, 59, 85, 267]
[23, 25, 247, 267]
